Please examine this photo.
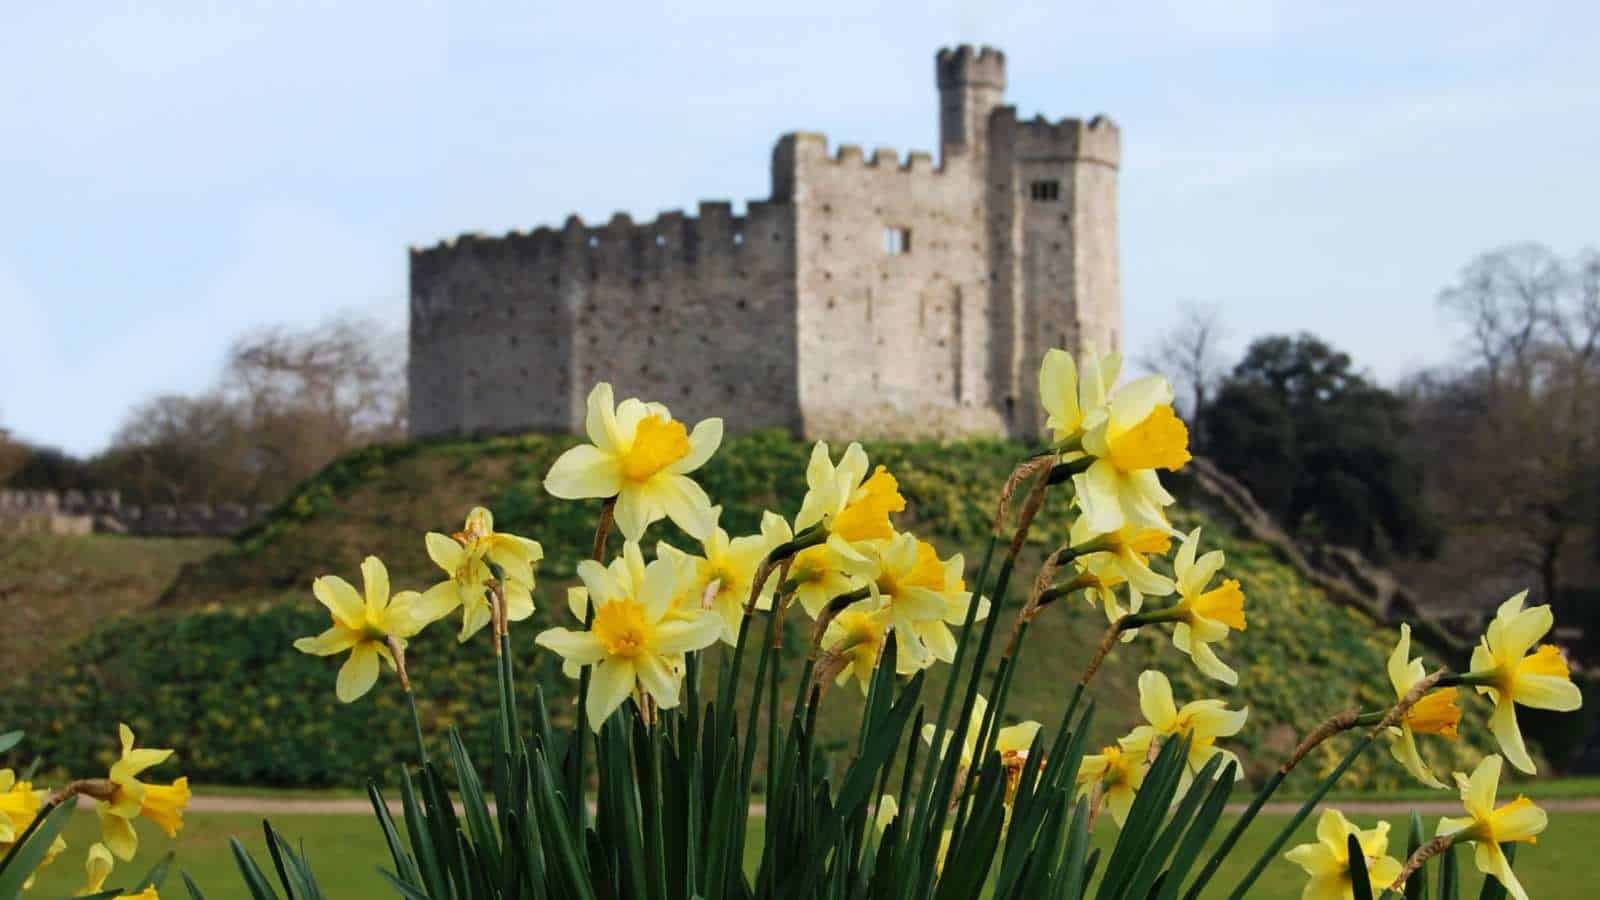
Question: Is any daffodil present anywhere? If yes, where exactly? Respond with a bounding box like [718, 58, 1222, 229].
[119, 889, 160, 900]
[536, 552, 722, 731]
[544, 382, 723, 542]
[874, 794, 899, 835]
[658, 509, 790, 643]
[819, 601, 894, 693]
[422, 507, 543, 641]
[0, 774, 63, 891]
[1075, 736, 1149, 826]
[1284, 808, 1403, 900]
[921, 685, 1043, 778]
[1070, 518, 1176, 639]
[1124, 670, 1247, 788]
[862, 533, 987, 672]
[1072, 374, 1190, 535]
[83, 841, 116, 895]
[294, 556, 451, 702]
[1436, 755, 1545, 900]
[786, 540, 871, 619]
[1144, 529, 1246, 684]
[793, 441, 906, 553]
[0, 768, 43, 846]
[1039, 347, 1119, 446]
[1384, 624, 1460, 789]
[94, 725, 190, 861]
[1463, 591, 1583, 774]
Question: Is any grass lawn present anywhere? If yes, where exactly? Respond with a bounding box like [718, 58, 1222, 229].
[0, 533, 223, 672]
[23, 808, 1600, 898]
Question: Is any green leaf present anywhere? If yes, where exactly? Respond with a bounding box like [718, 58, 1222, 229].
[181, 871, 210, 900]
[1155, 761, 1236, 900]
[0, 730, 22, 754]
[227, 836, 283, 900]
[1439, 843, 1459, 900]
[1350, 833, 1374, 900]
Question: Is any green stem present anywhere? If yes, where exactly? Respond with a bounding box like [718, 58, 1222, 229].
[406, 691, 428, 764]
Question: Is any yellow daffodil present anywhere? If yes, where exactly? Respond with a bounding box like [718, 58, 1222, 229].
[1039, 347, 1119, 446]
[793, 441, 906, 553]
[1384, 624, 1460, 789]
[0, 769, 42, 843]
[862, 533, 987, 672]
[1070, 518, 1176, 640]
[83, 841, 116, 895]
[1124, 670, 1247, 789]
[921, 688, 1043, 775]
[658, 509, 789, 643]
[1151, 529, 1246, 685]
[1075, 735, 1149, 827]
[119, 889, 160, 900]
[544, 382, 723, 541]
[1436, 755, 1545, 900]
[422, 507, 543, 641]
[1072, 374, 1190, 535]
[94, 725, 190, 861]
[294, 556, 451, 702]
[536, 552, 722, 731]
[820, 601, 894, 693]
[1464, 591, 1583, 774]
[1284, 808, 1403, 900]
[785, 540, 869, 619]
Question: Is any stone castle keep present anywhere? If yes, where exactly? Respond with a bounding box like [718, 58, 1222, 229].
[409, 45, 1121, 441]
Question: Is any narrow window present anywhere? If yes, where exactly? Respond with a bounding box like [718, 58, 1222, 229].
[1030, 180, 1060, 202]
[884, 226, 911, 256]
[733, 231, 745, 246]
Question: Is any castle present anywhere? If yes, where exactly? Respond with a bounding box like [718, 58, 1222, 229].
[409, 46, 1120, 441]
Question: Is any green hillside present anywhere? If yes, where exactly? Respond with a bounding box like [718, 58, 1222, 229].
[4, 431, 1496, 789]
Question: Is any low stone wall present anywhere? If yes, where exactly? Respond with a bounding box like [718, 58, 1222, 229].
[0, 489, 266, 537]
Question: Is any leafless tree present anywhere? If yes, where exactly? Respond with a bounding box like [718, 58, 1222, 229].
[98, 314, 407, 505]
[1139, 301, 1229, 447]
[1419, 244, 1600, 616]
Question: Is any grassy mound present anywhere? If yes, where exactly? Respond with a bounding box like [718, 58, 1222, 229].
[6, 431, 1495, 788]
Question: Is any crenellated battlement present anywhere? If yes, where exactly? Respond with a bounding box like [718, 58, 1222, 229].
[997, 109, 1122, 167]
[408, 45, 1120, 443]
[935, 44, 1006, 89]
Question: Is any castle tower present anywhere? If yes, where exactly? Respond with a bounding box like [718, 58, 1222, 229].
[936, 45, 1006, 162]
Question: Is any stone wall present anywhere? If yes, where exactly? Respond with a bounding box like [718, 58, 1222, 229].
[411, 198, 801, 437]
[0, 489, 265, 537]
[783, 133, 1003, 439]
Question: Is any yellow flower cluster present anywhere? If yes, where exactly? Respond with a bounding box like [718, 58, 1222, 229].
[2, 725, 189, 896]
[274, 350, 1584, 900]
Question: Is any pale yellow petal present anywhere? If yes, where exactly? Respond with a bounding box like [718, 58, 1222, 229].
[1137, 670, 1179, 731]
[1489, 700, 1535, 774]
[545, 443, 625, 500]
[294, 626, 358, 657]
[586, 658, 636, 732]
[584, 382, 620, 452]
[360, 556, 390, 615]
[312, 575, 365, 629]
[535, 628, 607, 665]
[336, 642, 382, 702]
[635, 654, 681, 709]
[666, 417, 723, 475]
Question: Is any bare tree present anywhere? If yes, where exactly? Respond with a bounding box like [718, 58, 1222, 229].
[1139, 301, 1229, 448]
[1422, 244, 1600, 615]
[0, 424, 27, 485]
[97, 314, 408, 505]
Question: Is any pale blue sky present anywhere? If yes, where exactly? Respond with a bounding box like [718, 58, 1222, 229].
[3, 2, 1596, 454]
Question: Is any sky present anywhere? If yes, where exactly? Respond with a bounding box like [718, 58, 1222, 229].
[2, 2, 1597, 455]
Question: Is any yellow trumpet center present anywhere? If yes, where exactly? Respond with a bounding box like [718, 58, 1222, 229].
[1406, 688, 1461, 739]
[789, 546, 830, 584]
[1107, 405, 1192, 472]
[592, 599, 655, 659]
[140, 778, 191, 838]
[620, 415, 691, 482]
[1520, 644, 1570, 680]
[1191, 578, 1247, 631]
[1123, 527, 1173, 557]
[832, 466, 906, 543]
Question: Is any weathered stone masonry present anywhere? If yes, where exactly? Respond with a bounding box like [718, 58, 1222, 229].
[409, 45, 1120, 441]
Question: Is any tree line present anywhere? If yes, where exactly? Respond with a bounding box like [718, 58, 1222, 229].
[0, 314, 405, 507]
[1154, 243, 1600, 635]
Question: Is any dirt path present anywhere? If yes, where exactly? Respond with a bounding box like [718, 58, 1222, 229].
[170, 796, 1600, 817]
